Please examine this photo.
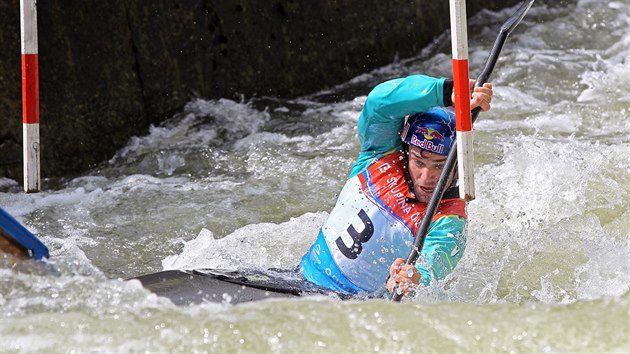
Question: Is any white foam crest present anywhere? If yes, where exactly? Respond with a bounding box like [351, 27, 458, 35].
[451, 133, 629, 303]
[230, 97, 360, 182]
[236, 134, 318, 180]
[1, 271, 172, 318]
[69, 173, 237, 214]
[491, 86, 547, 111]
[2, 174, 217, 228]
[469, 135, 624, 254]
[474, 118, 525, 133]
[43, 233, 103, 277]
[574, 236, 630, 299]
[0, 187, 101, 221]
[233, 132, 310, 151]
[0, 177, 18, 190]
[523, 112, 581, 134]
[113, 174, 190, 191]
[578, 33, 630, 104]
[329, 97, 365, 122]
[298, 98, 364, 125]
[109, 98, 270, 163]
[449, 215, 625, 304]
[162, 212, 327, 270]
[470, 2, 568, 29]
[109, 114, 197, 163]
[475, 111, 579, 135]
[184, 98, 270, 134]
[241, 127, 357, 183]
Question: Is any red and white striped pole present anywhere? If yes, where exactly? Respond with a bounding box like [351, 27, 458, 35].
[449, 0, 475, 201]
[20, 0, 40, 193]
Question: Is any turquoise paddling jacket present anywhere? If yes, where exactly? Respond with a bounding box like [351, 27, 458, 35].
[300, 75, 468, 294]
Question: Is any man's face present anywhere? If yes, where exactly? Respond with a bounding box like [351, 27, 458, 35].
[406, 145, 452, 203]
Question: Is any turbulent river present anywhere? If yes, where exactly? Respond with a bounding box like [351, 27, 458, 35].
[1, 1, 629, 352]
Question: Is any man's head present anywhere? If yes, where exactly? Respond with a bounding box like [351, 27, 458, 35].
[400, 107, 457, 203]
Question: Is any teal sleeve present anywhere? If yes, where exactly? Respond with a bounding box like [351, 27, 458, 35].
[349, 75, 447, 178]
[415, 215, 467, 285]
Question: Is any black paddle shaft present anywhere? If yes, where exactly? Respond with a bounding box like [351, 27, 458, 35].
[392, 0, 535, 302]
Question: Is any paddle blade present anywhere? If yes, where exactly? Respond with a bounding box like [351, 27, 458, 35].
[502, 0, 535, 35]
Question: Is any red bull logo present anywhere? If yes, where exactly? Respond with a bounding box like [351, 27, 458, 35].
[415, 127, 444, 141]
[402, 120, 450, 155]
[409, 134, 444, 154]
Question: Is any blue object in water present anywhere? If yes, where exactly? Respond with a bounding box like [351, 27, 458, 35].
[0, 207, 49, 260]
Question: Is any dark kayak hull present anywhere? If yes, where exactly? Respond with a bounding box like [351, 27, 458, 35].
[131, 268, 353, 305]
[1, 208, 364, 305]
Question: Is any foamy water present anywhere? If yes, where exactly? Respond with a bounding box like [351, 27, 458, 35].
[1, 1, 629, 352]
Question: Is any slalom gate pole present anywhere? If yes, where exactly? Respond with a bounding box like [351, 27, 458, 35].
[391, 0, 535, 302]
[450, 0, 475, 202]
[20, 0, 41, 193]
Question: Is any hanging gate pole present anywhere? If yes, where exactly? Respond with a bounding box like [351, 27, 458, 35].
[449, 0, 474, 201]
[391, 0, 535, 302]
[20, 0, 41, 193]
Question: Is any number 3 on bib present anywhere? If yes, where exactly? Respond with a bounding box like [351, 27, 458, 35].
[335, 209, 374, 259]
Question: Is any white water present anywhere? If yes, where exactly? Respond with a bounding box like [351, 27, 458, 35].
[1, 1, 629, 352]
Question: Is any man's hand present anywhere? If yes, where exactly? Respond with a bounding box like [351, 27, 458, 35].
[386, 258, 421, 297]
[451, 80, 493, 112]
[471, 82, 493, 111]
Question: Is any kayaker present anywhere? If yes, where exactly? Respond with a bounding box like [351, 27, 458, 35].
[299, 74, 493, 298]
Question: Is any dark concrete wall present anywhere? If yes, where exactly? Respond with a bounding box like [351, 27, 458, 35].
[0, 0, 523, 182]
